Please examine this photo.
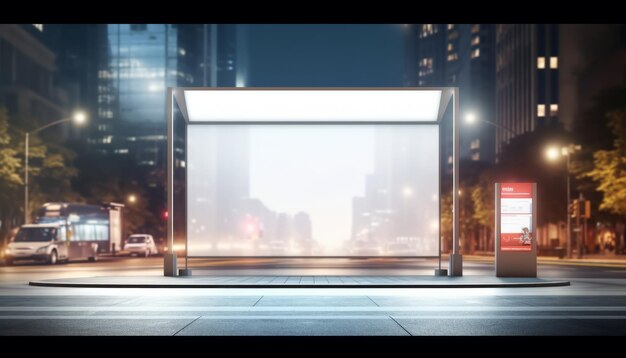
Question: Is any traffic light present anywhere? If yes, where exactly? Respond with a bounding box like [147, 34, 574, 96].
[162, 210, 169, 220]
[584, 200, 591, 219]
[570, 199, 580, 218]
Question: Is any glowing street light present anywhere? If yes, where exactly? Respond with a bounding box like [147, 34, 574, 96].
[464, 111, 514, 135]
[545, 146, 560, 161]
[545, 143, 581, 258]
[127, 194, 137, 204]
[24, 110, 88, 224]
[72, 111, 87, 125]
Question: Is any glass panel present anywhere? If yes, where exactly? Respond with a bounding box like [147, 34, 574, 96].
[187, 125, 439, 257]
[14, 227, 56, 242]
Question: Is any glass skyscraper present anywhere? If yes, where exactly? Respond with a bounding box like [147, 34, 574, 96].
[92, 24, 193, 169]
[92, 24, 241, 172]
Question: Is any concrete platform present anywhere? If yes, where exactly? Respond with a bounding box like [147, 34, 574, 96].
[29, 275, 570, 288]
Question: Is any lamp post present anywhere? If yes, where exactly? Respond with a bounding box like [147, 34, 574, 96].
[465, 112, 515, 136]
[24, 111, 87, 224]
[545, 144, 581, 258]
[464, 112, 514, 254]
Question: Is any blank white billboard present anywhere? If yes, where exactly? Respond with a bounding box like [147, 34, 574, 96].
[187, 124, 439, 257]
[183, 90, 442, 122]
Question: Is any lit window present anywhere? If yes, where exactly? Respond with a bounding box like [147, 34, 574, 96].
[179, 48, 186, 56]
[471, 24, 480, 34]
[448, 43, 453, 52]
[448, 31, 459, 40]
[471, 36, 480, 46]
[550, 56, 558, 69]
[447, 53, 458, 62]
[537, 57, 546, 69]
[447, 24, 455, 30]
[471, 48, 480, 59]
[537, 104, 545, 117]
[418, 57, 433, 77]
[470, 139, 480, 150]
[420, 24, 437, 38]
[471, 153, 480, 161]
[32, 24, 43, 32]
[550, 104, 559, 116]
[447, 155, 453, 164]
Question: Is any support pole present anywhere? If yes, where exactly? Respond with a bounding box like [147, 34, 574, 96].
[449, 87, 463, 276]
[164, 88, 177, 276]
[24, 132, 29, 224]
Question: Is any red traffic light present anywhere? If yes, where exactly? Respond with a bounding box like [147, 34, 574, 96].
[162, 210, 169, 220]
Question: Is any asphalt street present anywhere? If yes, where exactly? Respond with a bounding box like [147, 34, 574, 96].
[1, 256, 625, 335]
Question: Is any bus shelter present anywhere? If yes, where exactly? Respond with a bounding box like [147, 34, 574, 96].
[164, 88, 461, 277]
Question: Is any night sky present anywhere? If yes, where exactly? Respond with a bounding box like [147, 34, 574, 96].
[246, 24, 405, 87]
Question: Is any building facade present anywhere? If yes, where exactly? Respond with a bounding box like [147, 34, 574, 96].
[0, 24, 68, 132]
[495, 24, 560, 157]
[559, 24, 626, 132]
[406, 23, 496, 164]
[89, 24, 241, 172]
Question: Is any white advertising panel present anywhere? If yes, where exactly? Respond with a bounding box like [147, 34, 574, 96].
[187, 124, 440, 257]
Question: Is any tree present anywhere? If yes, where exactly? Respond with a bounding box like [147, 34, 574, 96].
[471, 183, 494, 251]
[90, 178, 153, 237]
[571, 85, 626, 224]
[586, 110, 626, 216]
[28, 141, 82, 213]
[72, 148, 156, 238]
[0, 108, 23, 243]
[466, 126, 573, 252]
[0, 106, 81, 243]
[440, 192, 452, 253]
[484, 126, 570, 226]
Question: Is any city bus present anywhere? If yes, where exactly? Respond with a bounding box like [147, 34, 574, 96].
[4, 202, 123, 265]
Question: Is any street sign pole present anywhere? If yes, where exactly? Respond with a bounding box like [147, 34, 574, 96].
[577, 193, 583, 258]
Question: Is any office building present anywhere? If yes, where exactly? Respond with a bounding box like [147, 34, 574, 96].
[0, 24, 68, 134]
[406, 24, 496, 164]
[559, 24, 626, 133]
[495, 24, 560, 157]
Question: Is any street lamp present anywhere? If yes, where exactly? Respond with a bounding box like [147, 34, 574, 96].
[545, 143, 581, 258]
[465, 112, 515, 135]
[127, 194, 137, 204]
[24, 110, 88, 224]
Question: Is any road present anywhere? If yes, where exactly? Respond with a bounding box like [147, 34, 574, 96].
[1, 256, 626, 335]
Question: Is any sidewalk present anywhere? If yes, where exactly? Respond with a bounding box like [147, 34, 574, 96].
[464, 253, 626, 268]
[29, 275, 570, 289]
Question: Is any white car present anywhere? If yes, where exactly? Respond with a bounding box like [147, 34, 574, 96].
[4, 224, 94, 265]
[124, 234, 157, 257]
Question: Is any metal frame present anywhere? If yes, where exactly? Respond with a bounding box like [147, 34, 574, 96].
[166, 87, 460, 273]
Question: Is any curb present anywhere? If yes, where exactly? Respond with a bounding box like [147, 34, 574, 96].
[29, 279, 571, 289]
